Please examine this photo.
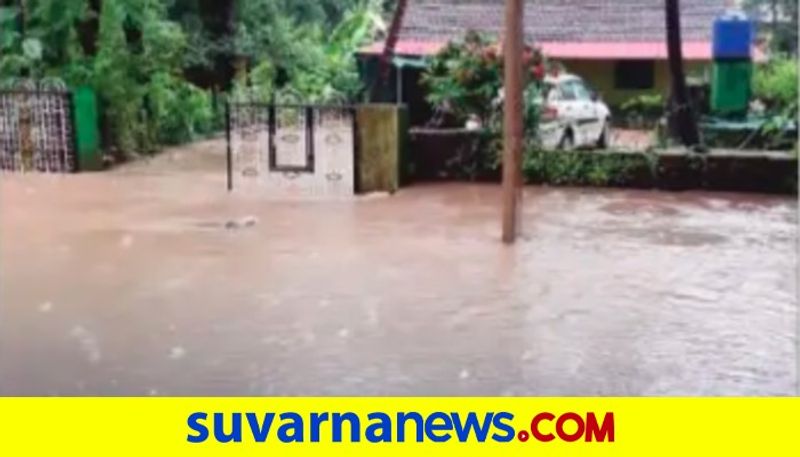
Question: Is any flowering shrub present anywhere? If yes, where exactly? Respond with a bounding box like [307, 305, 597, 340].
[421, 30, 546, 128]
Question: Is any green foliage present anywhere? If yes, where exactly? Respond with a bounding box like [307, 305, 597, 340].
[753, 57, 798, 112]
[522, 149, 655, 187]
[2, 0, 215, 155]
[89, 0, 210, 153]
[0, 6, 29, 75]
[421, 32, 503, 125]
[1, 0, 387, 157]
[233, 0, 385, 103]
[744, 0, 798, 55]
[752, 56, 798, 149]
[421, 31, 546, 126]
[146, 72, 214, 145]
[421, 31, 547, 176]
[621, 94, 665, 118]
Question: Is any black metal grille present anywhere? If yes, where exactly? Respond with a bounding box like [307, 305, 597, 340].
[0, 81, 76, 173]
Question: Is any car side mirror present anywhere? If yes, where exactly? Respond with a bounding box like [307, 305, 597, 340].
[591, 91, 600, 102]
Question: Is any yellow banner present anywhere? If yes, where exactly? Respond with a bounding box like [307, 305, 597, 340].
[0, 398, 798, 456]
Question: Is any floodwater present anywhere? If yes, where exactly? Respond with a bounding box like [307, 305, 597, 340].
[0, 140, 797, 396]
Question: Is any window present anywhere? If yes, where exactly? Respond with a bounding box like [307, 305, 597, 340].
[559, 82, 577, 101]
[614, 60, 655, 90]
[570, 80, 592, 100]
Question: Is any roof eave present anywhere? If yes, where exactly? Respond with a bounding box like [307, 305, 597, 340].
[360, 40, 767, 62]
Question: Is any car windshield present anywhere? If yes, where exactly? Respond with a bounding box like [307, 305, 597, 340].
[571, 80, 592, 100]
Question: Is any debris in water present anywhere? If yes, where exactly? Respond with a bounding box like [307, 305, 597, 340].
[337, 328, 350, 339]
[225, 216, 259, 230]
[38, 301, 53, 313]
[459, 369, 470, 380]
[241, 216, 258, 227]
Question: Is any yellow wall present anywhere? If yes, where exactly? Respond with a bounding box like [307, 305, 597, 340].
[561, 60, 709, 109]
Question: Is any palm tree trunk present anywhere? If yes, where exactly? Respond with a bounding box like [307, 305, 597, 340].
[380, 0, 408, 81]
[374, 0, 408, 102]
[666, 0, 701, 147]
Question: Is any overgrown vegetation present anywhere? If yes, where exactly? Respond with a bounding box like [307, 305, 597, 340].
[522, 149, 656, 187]
[0, 0, 388, 158]
[752, 56, 798, 148]
[619, 94, 665, 128]
[421, 31, 546, 130]
[231, 0, 386, 103]
[753, 56, 798, 114]
[744, 0, 798, 55]
[420, 31, 548, 177]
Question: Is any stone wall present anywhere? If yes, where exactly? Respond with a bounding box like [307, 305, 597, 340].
[407, 128, 797, 194]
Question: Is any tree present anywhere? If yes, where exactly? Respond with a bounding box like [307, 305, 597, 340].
[665, 0, 700, 147]
[379, 0, 407, 81]
[744, 0, 798, 55]
[0, 0, 387, 156]
[235, 0, 385, 102]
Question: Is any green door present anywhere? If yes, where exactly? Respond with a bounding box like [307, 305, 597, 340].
[72, 86, 102, 170]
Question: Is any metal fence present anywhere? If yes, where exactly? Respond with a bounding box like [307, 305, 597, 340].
[226, 102, 357, 197]
[0, 80, 76, 173]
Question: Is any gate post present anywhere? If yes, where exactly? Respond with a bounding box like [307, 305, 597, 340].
[71, 86, 101, 171]
[354, 104, 405, 194]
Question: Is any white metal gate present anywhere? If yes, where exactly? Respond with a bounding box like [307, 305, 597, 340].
[227, 103, 356, 198]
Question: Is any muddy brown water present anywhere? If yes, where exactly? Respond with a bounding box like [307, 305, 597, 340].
[0, 140, 797, 395]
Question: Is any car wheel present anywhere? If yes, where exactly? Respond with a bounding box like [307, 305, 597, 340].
[596, 121, 610, 149]
[559, 130, 575, 151]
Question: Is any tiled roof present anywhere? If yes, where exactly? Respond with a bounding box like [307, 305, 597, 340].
[398, 0, 728, 43]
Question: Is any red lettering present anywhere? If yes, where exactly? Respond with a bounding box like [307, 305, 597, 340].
[555, 412, 585, 442]
[585, 412, 615, 442]
[530, 412, 555, 442]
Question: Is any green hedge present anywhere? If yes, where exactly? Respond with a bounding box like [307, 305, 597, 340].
[522, 149, 658, 187]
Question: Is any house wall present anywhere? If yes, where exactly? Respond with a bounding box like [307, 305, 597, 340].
[358, 54, 713, 125]
[561, 59, 710, 110]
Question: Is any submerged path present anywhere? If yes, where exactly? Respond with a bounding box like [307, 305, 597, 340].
[0, 140, 796, 395]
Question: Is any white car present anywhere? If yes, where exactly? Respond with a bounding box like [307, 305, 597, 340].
[538, 73, 611, 150]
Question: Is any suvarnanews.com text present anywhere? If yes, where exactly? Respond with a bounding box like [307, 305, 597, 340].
[187, 410, 615, 444]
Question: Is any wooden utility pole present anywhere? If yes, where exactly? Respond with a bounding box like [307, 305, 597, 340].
[665, 0, 701, 147]
[501, 0, 524, 244]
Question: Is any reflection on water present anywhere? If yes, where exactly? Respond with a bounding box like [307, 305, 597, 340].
[0, 142, 796, 396]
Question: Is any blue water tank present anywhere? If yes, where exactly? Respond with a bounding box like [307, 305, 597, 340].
[712, 10, 754, 59]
